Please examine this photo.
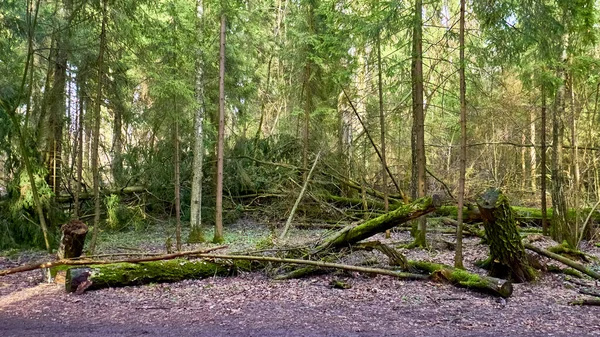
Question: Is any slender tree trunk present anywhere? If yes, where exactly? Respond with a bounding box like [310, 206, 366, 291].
[411, 0, 427, 247]
[189, 0, 206, 243]
[74, 80, 84, 219]
[530, 109, 537, 191]
[174, 101, 181, 252]
[568, 75, 580, 238]
[551, 42, 570, 245]
[302, 2, 315, 181]
[376, 32, 390, 238]
[455, 0, 466, 269]
[213, 13, 226, 244]
[540, 86, 548, 235]
[89, 0, 108, 254]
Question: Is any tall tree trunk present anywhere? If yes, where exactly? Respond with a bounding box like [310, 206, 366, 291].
[174, 101, 181, 252]
[89, 0, 108, 254]
[189, 0, 206, 243]
[455, 0, 466, 269]
[302, 1, 316, 181]
[377, 31, 390, 238]
[530, 109, 537, 191]
[74, 79, 84, 219]
[213, 13, 226, 244]
[411, 0, 427, 247]
[568, 75, 580, 238]
[111, 102, 123, 186]
[551, 42, 570, 245]
[540, 85, 548, 235]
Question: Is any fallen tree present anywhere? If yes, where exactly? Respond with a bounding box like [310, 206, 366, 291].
[524, 243, 600, 280]
[67, 258, 233, 293]
[313, 196, 438, 254]
[0, 246, 227, 277]
[435, 205, 600, 226]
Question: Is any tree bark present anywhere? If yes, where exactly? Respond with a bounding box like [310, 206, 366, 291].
[57, 220, 88, 259]
[540, 85, 548, 235]
[88, 0, 108, 254]
[189, 0, 206, 244]
[411, 0, 427, 247]
[455, 0, 466, 269]
[477, 188, 535, 282]
[524, 243, 600, 280]
[213, 13, 226, 244]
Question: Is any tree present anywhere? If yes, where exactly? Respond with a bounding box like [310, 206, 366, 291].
[411, 0, 427, 247]
[88, 0, 108, 255]
[455, 0, 467, 269]
[213, 12, 226, 244]
[189, 0, 206, 244]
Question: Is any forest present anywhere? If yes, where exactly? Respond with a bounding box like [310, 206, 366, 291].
[1, 0, 600, 336]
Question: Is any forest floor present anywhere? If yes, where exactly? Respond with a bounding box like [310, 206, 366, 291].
[1, 219, 600, 337]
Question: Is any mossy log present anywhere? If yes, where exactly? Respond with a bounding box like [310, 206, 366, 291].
[409, 261, 513, 298]
[477, 188, 536, 282]
[66, 259, 233, 293]
[314, 196, 438, 253]
[57, 220, 88, 259]
[524, 243, 600, 280]
[436, 205, 600, 226]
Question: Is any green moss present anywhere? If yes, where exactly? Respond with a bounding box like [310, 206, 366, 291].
[564, 268, 583, 278]
[452, 269, 483, 287]
[186, 226, 205, 244]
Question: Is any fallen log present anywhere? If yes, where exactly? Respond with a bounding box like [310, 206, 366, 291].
[67, 253, 429, 293]
[435, 205, 600, 225]
[66, 259, 233, 293]
[569, 299, 600, 306]
[56, 185, 147, 203]
[0, 246, 227, 277]
[524, 243, 600, 280]
[313, 196, 438, 253]
[409, 260, 513, 298]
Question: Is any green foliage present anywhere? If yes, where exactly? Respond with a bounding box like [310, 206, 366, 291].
[104, 194, 147, 231]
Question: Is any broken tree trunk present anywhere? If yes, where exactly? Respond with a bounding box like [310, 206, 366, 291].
[66, 258, 232, 293]
[313, 196, 438, 253]
[477, 188, 536, 282]
[410, 261, 513, 298]
[57, 220, 88, 259]
[524, 243, 600, 280]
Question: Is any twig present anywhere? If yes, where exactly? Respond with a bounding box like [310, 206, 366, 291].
[279, 151, 321, 241]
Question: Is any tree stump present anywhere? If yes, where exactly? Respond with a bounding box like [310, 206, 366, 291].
[477, 188, 535, 282]
[57, 220, 88, 259]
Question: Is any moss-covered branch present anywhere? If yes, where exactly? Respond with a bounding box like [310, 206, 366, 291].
[524, 243, 600, 280]
[314, 196, 437, 253]
[409, 261, 513, 298]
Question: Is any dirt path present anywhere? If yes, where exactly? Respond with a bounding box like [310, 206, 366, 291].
[1, 270, 599, 337]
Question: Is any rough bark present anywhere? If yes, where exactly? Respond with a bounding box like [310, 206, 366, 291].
[213, 13, 226, 243]
[57, 220, 88, 259]
[541, 85, 548, 235]
[411, 0, 427, 247]
[477, 188, 536, 282]
[88, 0, 108, 254]
[455, 0, 466, 269]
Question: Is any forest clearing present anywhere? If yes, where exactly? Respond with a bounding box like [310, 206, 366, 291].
[3, 0, 600, 335]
